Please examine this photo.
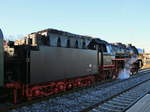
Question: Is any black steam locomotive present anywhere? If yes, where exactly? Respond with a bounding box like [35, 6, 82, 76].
[0, 29, 140, 103]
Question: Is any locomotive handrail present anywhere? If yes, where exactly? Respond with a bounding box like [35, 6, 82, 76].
[98, 65, 115, 68]
[112, 58, 129, 61]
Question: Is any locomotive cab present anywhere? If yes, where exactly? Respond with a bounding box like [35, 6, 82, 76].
[88, 38, 113, 66]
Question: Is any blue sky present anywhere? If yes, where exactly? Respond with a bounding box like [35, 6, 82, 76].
[0, 0, 150, 51]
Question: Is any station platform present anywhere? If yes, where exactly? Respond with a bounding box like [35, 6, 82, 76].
[126, 94, 150, 112]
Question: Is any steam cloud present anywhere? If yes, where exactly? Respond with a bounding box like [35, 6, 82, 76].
[118, 57, 137, 80]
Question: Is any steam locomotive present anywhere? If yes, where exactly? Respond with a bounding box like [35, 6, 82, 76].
[0, 28, 140, 104]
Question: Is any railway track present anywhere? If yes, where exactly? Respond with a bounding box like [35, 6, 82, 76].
[1, 68, 150, 112]
[82, 73, 150, 112]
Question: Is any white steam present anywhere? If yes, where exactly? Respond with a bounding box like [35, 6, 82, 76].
[118, 69, 130, 79]
[118, 57, 137, 80]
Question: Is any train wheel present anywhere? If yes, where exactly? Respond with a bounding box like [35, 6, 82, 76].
[55, 82, 66, 92]
[87, 80, 92, 86]
[66, 82, 73, 89]
[74, 79, 82, 87]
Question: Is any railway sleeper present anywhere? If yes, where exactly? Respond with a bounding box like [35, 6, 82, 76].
[107, 100, 129, 107]
[111, 98, 132, 104]
[95, 106, 122, 112]
[119, 93, 139, 98]
[118, 95, 137, 100]
[101, 103, 124, 110]
[121, 93, 140, 98]
[115, 96, 135, 102]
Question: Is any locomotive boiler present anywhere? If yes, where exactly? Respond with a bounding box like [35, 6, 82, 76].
[0, 28, 140, 104]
